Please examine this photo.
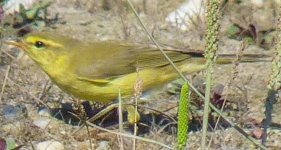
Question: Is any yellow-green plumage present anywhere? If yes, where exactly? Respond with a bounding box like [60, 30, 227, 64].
[6, 32, 269, 103]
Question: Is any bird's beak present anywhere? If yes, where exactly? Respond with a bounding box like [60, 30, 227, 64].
[4, 40, 26, 50]
[4, 40, 20, 46]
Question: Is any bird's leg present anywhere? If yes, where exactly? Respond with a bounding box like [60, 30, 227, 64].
[72, 99, 87, 118]
[124, 105, 140, 124]
[87, 100, 146, 124]
[87, 103, 118, 123]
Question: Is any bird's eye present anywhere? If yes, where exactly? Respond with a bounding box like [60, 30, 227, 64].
[34, 41, 45, 48]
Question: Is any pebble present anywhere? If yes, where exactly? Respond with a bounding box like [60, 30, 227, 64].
[96, 141, 110, 150]
[38, 108, 51, 117]
[33, 118, 51, 129]
[36, 140, 64, 150]
[165, 0, 204, 31]
[3, 104, 27, 120]
[3, 0, 36, 14]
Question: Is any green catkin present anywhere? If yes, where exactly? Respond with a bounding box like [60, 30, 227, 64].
[177, 83, 189, 150]
[202, 0, 220, 149]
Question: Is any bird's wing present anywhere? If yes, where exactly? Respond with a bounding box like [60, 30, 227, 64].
[74, 41, 204, 83]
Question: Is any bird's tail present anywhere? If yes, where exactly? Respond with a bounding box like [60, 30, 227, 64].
[215, 54, 272, 64]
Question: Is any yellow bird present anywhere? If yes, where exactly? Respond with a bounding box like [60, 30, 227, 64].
[5, 32, 269, 123]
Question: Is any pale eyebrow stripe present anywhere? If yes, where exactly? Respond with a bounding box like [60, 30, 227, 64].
[25, 36, 64, 48]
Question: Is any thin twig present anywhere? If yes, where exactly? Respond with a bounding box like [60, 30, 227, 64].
[118, 88, 124, 150]
[85, 121, 173, 149]
[133, 67, 142, 150]
[0, 65, 11, 102]
[85, 120, 93, 150]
